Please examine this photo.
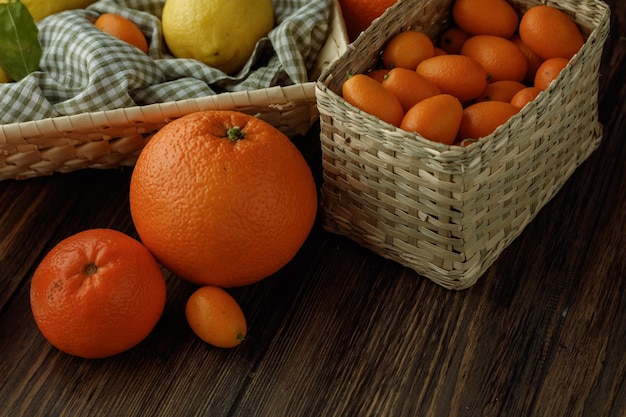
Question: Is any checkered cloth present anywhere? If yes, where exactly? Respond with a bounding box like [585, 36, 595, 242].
[0, 0, 330, 124]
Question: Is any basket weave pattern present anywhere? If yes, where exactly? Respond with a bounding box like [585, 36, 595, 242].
[316, 0, 610, 289]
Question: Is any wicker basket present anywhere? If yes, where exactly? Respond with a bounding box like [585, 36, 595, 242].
[316, 0, 610, 289]
[0, 0, 348, 181]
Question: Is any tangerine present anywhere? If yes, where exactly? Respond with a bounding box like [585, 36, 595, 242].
[382, 30, 435, 70]
[400, 94, 463, 145]
[94, 13, 149, 54]
[29, 228, 166, 359]
[452, 0, 519, 38]
[186, 286, 247, 348]
[381, 67, 441, 112]
[458, 101, 519, 140]
[519, 5, 584, 60]
[510, 86, 542, 109]
[342, 73, 404, 126]
[534, 57, 569, 91]
[416, 54, 489, 103]
[476, 80, 526, 103]
[129, 110, 318, 287]
[338, 0, 398, 41]
[460, 35, 528, 83]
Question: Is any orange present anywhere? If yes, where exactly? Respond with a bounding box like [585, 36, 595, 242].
[510, 86, 542, 109]
[416, 54, 489, 103]
[434, 47, 447, 56]
[29, 228, 166, 359]
[452, 0, 519, 38]
[458, 101, 519, 140]
[438, 26, 470, 55]
[367, 68, 390, 83]
[400, 94, 463, 145]
[338, 0, 398, 41]
[94, 13, 149, 54]
[129, 110, 318, 287]
[476, 80, 526, 103]
[381, 67, 442, 112]
[519, 5, 584, 60]
[186, 286, 247, 348]
[382, 30, 435, 70]
[460, 35, 528, 83]
[342, 73, 404, 126]
[511, 34, 545, 85]
[534, 57, 569, 91]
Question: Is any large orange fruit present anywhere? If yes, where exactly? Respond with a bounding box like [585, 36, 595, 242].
[129, 111, 318, 287]
[30, 228, 166, 359]
[338, 0, 398, 41]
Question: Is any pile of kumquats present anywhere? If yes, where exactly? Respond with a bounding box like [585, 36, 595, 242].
[341, 0, 585, 146]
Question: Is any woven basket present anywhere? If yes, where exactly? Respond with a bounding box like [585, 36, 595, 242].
[316, 0, 610, 290]
[0, 0, 348, 181]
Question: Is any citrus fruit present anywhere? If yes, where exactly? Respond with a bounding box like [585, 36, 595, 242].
[476, 80, 526, 103]
[342, 73, 404, 126]
[94, 13, 149, 54]
[534, 57, 569, 91]
[29, 228, 166, 359]
[510, 86, 542, 109]
[511, 34, 545, 85]
[0, 0, 97, 22]
[519, 5, 584, 60]
[452, 0, 519, 38]
[382, 30, 435, 70]
[416, 54, 489, 103]
[129, 110, 318, 288]
[162, 0, 274, 74]
[438, 26, 471, 55]
[366, 68, 390, 83]
[460, 35, 528, 83]
[458, 100, 519, 140]
[400, 94, 463, 145]
[381, 67, 441, 112]
[338, 0, 398, 41]
[186, 286, 247, 348]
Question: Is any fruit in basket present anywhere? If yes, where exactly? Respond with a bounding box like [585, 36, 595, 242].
[534, 57, 570, 91]
[519, 5, 584, 60]
[338, 0, 398, 42]
[457, 100, 519, 140]
[0, 0, 97, 22]
[438, 26, 470, 55]
[476, 80, 526, 103]
[341, 73, 404, 126]
[416, 54, 489, 103]
[381, 67, 441, 112]
[129, 110, 318, 288]
[460, 35, 528, 83]
[510, 86, 541, 109]
[29, 229, 167, 359]
[161, 0, 274, 75]
[452, 0, 519, 38]
[382, 30, 435, 70]
[94, 13, 149, 54]
[186, 286, 247, 348]
[511, 34, 545, 85]
[400, 94, 463, 145]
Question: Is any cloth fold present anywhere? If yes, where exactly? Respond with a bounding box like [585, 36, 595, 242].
[0, 0, 330, 124]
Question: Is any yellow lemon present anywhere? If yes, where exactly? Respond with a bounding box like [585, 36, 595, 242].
[162, 0, 274, 75]
[0, 0, 98, 22]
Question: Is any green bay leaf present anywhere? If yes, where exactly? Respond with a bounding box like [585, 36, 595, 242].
[0, 1, 42, 81]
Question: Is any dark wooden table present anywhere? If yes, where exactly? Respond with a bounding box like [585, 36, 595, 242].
[1, 3, 624, 416]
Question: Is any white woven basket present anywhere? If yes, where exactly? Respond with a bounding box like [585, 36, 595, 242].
[0, 0, 348, 180]
[316, 0, 610, 289]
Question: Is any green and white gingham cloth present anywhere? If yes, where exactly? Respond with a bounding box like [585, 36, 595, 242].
[0, 0, 330, 124]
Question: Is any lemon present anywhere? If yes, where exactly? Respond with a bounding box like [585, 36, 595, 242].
[0, 0, 98, 22]
[162, 0, 274, 75]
